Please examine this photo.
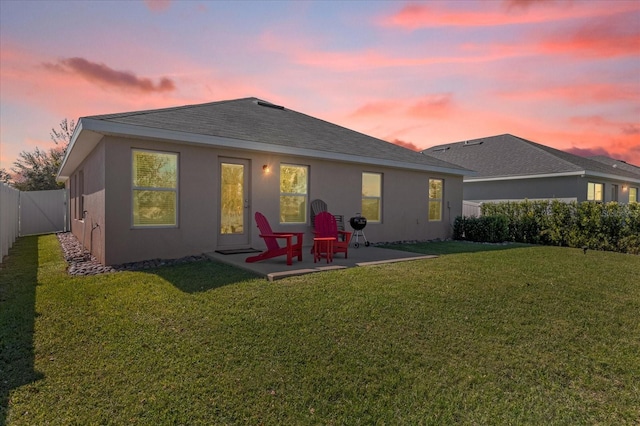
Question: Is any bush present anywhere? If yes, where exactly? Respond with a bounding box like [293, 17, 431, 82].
[455, 215, 509, 243]
[457, 200, 640, 254]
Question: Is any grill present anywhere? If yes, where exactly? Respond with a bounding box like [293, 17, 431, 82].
[349, 214, 369, 248]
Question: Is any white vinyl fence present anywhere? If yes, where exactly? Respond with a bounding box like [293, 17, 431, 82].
[462, 201, 482, 217]
[19, 189, 67, 236]
[0, 186, 67, 264]
[1, 183, 20, 262]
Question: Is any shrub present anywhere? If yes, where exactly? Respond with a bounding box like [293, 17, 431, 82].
[454, 215, 509, 243]
[458, 200, 640, 254]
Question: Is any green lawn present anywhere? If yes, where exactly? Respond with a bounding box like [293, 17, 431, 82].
[1, 235, 639, 425]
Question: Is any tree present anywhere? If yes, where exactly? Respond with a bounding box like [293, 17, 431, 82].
[10, 119, 75, 191]
[50, 118, 75, 146]
[0, 168, 11, 185]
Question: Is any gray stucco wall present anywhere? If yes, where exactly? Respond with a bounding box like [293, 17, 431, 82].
[79, 136, 463, 265]
[464, 175, 581, 203]
[464, 174, 638, 204]
[68, 140, 106, 264]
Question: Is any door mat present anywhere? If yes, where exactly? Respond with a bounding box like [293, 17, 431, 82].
[215, 248, 262, 255]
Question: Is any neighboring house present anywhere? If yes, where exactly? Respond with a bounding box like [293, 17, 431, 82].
[423, 134, 640, 205]
[57, 97, 469, 265]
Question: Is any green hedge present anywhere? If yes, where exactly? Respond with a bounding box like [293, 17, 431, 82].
[454, 200, 640, 254]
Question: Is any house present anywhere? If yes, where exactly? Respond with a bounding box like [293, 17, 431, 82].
[423, 134, 640, 206]
[57, 97, 470, 265]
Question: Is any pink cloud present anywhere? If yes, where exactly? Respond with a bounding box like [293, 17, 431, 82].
[349, 95, 456, 121]
[261, 30, 541, 73]
[349, 100, 400, 118]
[379, 3, 520, 29]
[538, 14, 640, 58]
[43, 57, 176, 93]
[144, 0, 171, 12]
[407, 94, 455, 118]
[544, 128, 640, 166]
[622, 124, 640, 135]
[498, 81, 636, 105]
[504, 0, 558, 10]
[389, 138, 420, 151]
[565, 146, 613, 158]
[379, 1, 638, 30]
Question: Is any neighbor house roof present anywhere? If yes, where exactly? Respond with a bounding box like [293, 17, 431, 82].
[58, 97, 469, 180]
[423, 134, 640, 184]
[588, 155, 640, 178]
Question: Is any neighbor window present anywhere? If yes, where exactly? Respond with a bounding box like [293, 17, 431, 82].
[280, 164, 308, 223]
[362, 172, 382, 222]
[429, 178, 443, 221]
[132, 149, 178, 227]
[587, 182, 603, 202]
[630, 187, 638, 203]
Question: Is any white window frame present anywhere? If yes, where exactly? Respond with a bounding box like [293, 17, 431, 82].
[131, 149, 179, 228]
[279, 163, 308, 224]
[429, 178, 444, 222]
[587, 182, 603, 202]
[362, 172, 382, 223]
[630, 187, 638, 203]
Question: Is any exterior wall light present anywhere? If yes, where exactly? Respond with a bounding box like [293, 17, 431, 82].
[262, 165, 271, 174]
[622, 185, 628, 192]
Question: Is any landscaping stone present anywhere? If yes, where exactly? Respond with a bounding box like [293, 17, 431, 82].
[57, 232, 206, 276]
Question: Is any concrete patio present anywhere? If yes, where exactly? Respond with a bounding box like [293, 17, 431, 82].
[205, 245, 437, 281]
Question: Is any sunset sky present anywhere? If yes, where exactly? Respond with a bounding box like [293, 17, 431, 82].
[1, 0, 639, 173]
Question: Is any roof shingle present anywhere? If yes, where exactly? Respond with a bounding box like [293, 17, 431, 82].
[424, 134, 640, 181]
[88, 97, 467, 172]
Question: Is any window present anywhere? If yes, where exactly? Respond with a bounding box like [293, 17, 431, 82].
[132, 150, 178, 227]
[611, 184, 619, 202]
[587, 182, 603, 202]
[630, 187, 638, 203]
[280, 164, 308, 223]
[362, 172, 382, 222]
[70, 174, 76, 219]
[78, 170, 84, 220]
[429, 179, 443, 221]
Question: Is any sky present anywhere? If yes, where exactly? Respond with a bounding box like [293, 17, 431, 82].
[1, 0, 639, 173]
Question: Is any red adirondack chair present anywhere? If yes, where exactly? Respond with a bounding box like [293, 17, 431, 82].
[313, 211, 352, 259]
[245, 212, 304, 265]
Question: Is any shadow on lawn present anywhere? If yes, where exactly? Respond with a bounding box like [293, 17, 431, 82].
[0, 237, 44, 426]
[380, 240, 533, 256]
[151, 259, 260, 294]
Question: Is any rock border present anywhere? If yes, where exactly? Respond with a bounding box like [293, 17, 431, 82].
[57, 232, 206, 276]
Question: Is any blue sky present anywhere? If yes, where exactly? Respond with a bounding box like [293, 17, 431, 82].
[1, 0, 639, 172]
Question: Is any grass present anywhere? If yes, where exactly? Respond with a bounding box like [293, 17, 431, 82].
[1, 235, 639, 425]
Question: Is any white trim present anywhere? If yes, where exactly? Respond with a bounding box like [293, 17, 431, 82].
[58, 118, 470, 179]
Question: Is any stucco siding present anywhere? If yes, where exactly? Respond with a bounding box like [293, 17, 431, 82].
[103, 137, 218, 265]
[464, 176, 581, 203]
[464, 174, 636, 204]
[69, 140, 106, 263]
[95, 137, 463, 265]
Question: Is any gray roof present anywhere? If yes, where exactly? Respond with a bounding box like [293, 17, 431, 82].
[59, 97, 468, 179]
[588, 155, 640, 178]
[424, 134, 640, 182]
